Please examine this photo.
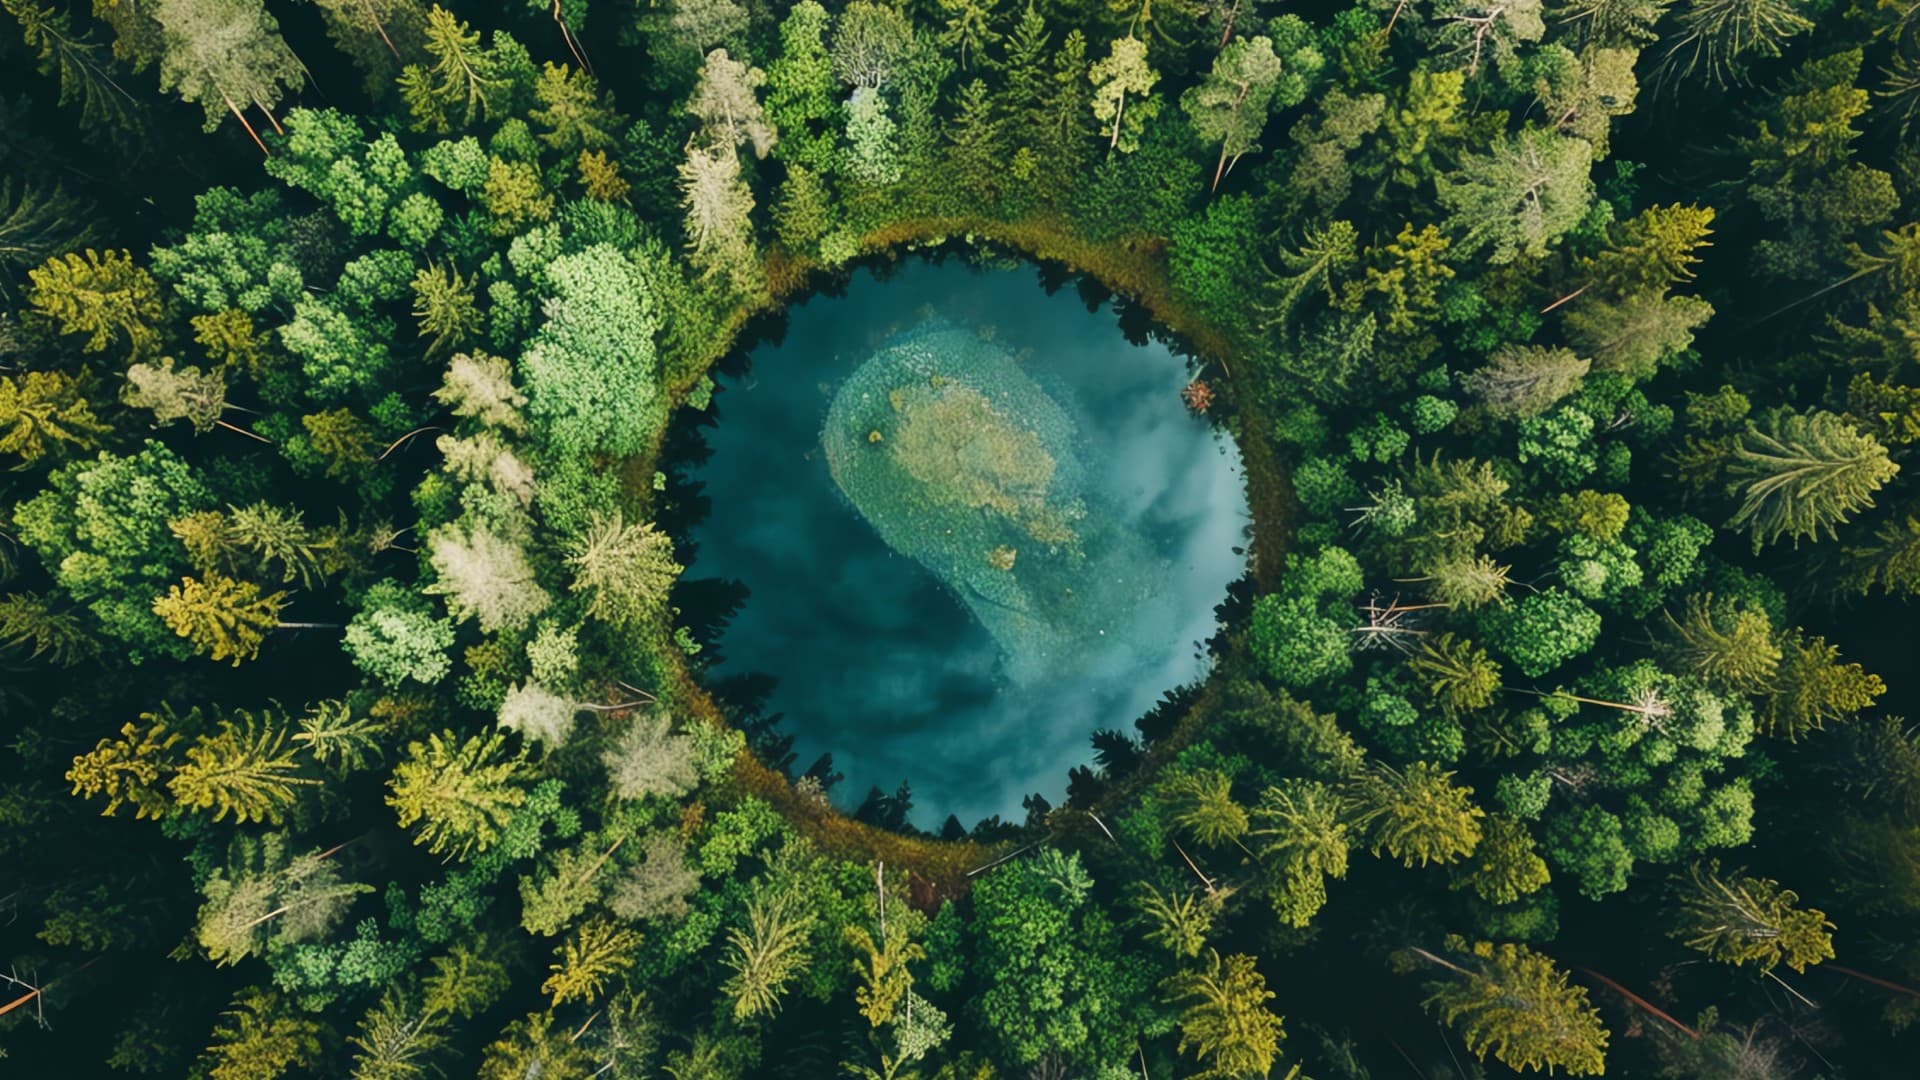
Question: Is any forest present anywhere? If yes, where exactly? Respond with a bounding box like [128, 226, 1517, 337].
[3, 0, 1920, 1072]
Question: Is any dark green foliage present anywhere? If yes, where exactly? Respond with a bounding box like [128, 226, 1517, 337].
[2, 0, 1916, 1075]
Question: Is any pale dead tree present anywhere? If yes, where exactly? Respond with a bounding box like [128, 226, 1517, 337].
[688, 48, 777, 159]
[1351, 592, 1444, 653]
[1436, 0, 1544, 77]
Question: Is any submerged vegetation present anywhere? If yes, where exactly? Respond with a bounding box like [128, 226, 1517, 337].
[1, 0, 1919, 1072]
[824, 320, 1165, 682]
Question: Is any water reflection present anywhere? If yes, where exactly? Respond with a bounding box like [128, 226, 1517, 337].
[684, 259, 1250, 828]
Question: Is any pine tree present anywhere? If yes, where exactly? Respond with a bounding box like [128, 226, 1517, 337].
[1411, 937, 1608, 1076]
[1252, 779, 1350, 882]
[1, 0, 146, 138]
[201, 989, 325, 1080]
[1163, 950, 1287, 1079]
[386, 731, 527, 857]
[1130, 881, 1216, 958]
[1721, 408, 1896, 551]
[1760, 631, 1884, 741]
[1350, 761, 1484, 867]
[1039, 28, 1091, 184]
[66, 709, 186, 818]
[678, 142, 760, 290]
[223, 502, 332, 587]
[542, 918, 640, 1006]
[398, 4, 501, 132]
[478, 1011, 595, 1080]
[577, 149, 630, 201]
[722, 890, 816, 1019]
[1577, 203, 1716, 299]
[291, 699, 384, 773]
[152, 573, 286, 665]
[1461, 345, 1590, 420]
[1166, 768, 1250, 850]
[1841, 514, 1920, 596]
[1672, 860, 1834, 973]
[27, 248, 163, 355]
[845, 917, 924, 1027]
[1408, 633, 1502, 716]
[1000, 4, 1050, 133]
[349, 987, 452, 1080]
[1660, 593, 1779, 694]
[410, 263, 481, 359]
[689, 48, 776, 159]
[1251, 778, 1349, 926]
[0, 370, 110, 465]
[530, 61, 619, 153]
[564, 510, 683, 626]
[0, 592, 97, 664]
[309, 0, 427, 95]
[936, 0, 1001, 69]
[1654, 0, 1810, 90]
[945, 78, 1005, 203]
[302, 408, 380, 480]
[196, 832, 368, 964]
[1437, 127, 1593, 264]
[168, 710, 318, 823]
[1456, 816, 1551, 904]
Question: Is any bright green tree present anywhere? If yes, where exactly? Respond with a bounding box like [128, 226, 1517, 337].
[169, 710, 318, 823]
[1720, 409, 1896, 551]
[722, 890, 817, 1019]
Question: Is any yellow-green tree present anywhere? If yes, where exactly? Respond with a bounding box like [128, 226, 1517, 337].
[0, 370, 110, 466]
[722, 890, 816, 1019]
[1672, 860, 1834, 973]
[151, 573, 286, 665]
[26, 248, 163, 355]
[386, 731, 527, 858]
[1163, 950, 1287, 1079]
[167, 711, 317, 824]
[542, 918, 640, 1006]
[1409, 937, 1608, 1076]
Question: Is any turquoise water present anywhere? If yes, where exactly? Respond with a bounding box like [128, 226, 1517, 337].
[685, 259, 1250, 828]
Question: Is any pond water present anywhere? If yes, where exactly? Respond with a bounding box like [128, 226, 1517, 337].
[684, 258, 1250, 829]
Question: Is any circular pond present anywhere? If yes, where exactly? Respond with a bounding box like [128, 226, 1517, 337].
[684, 258, 1249, 829]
